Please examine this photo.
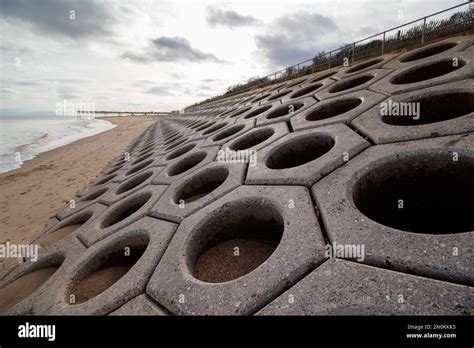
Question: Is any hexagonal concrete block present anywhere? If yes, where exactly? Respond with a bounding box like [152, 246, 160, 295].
[156, 140, 205, 166]
[190, 119, 237, 141]
[158, 137, 190, 154]
[77, 185, 168, 247]
[200, 120, 256, 147]
[352, 79, 474, 144]
[56, 182, 118, 220]
[290, 89, 387, 131]
[279, 76, 310, 90]
[0, 238, 86, 315]
[332, 53, 400, 80]
[256, 97, 318, 127]
[246, 124, 370, 187]
[233, 100, 281, 123]
[260, 88, 293, 105]
[33, 203, 107, 255]
[383, 35, 474, 69]
[46, 217, 176, 315]
[110, 155, 163, 183]
[315, 69, 392, 100]
[222, 121, 290, 153]
[370, 51, 474, 95]
[312, 133, 474, 285]
[153, 146, 220, 185]
[99, 166, 165, 205]
[147, 185, 326, 315]
[110, 294, 168, 315]
[280, 79, 335, 102]
[299, 68, 339, 86]
[257, 259, 473, 315]
[150, 161, 246, 223]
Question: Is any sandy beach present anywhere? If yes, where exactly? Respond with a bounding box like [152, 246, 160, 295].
[0, 116, 157, 246]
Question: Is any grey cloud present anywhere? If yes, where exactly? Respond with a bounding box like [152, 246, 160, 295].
[0, 0, 115, 39]
[255, 11, 341, 68]
[122, 36, 225, 63]
[206, 7, 260, 28]
[146, 86, 173, 96]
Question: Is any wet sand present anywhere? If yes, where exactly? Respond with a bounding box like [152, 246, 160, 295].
[0, 116, 157, 247]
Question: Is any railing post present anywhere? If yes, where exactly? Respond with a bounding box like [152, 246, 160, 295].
[421, 16, 426, 44]
[382, 32, 385, 54]
[352, 43, 356, 63]
[328, 52, 331, 68]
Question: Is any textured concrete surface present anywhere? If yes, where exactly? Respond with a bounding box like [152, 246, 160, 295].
[290, 89, 386, 131]
[246, 124, 369, 187]
[352, 79, 474, 144]
[258, 259, 473, 315]
[147, 185, 326, 315]
[1, 35, 473, 316]
[110, 294, 168, 315]
[312, 134, 474, 285]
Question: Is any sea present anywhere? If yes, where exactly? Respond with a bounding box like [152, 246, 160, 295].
[0, 116, 116, 174]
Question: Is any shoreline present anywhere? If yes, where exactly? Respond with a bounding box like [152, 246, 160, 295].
[0, 117, 117, 174]
[0, 116, 158, 247]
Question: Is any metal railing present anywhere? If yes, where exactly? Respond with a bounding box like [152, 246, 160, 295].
[193, 1, 473, 108]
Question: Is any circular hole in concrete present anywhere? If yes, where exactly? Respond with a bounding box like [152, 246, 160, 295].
[81, 186, 108, 202]
[382, 92, 474, 126]
[229, 128, 274, 151]
[285, 79, 306, 89]
[38, 211, 95, 247]
[138, 143, 155, 153]
[116, 170, 153, 195]
[68, 240, 147, 304]
[100, 191, 152, 228]
[104, 164, 123, 175]
[125, 159, 153, 176]
[400, 42, 458, 62]
[252, 93, 271, 103]
[266, 102, 305, 119]
[195, 121, 216, 132]
[164, 135, 183, 146]
[267, 89, 293, 101]
[346, 58, 384, 74]
[174, 166, 229, 204]
[167, 151, 207, 176]
[39, 224, 82, 247]
[202, 122, 227, 135]
[243, 104, 273, 119]
[212, 124, 245, 142]
[220, 109, 236, 117]
[164, 138, 187, 151]
[305, 98, 362, 121]
[95, 173, 117, 186]
[229, 106, 252, 118]
[165, 143, 196, 161]
[391, 59, 466, 85]
[309, 71, 337, 83]
[290, 83, 323, 99]
[0, 263, 63, 313]
[329, 74, 374, 93]
[353, 153, 474, 234]
[131, 151, 153, 166]
[266, 133, 335, 169]
[192, 198, 284, 283]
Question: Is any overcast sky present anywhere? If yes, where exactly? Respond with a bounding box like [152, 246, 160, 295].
[0, 0, 466, 115]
